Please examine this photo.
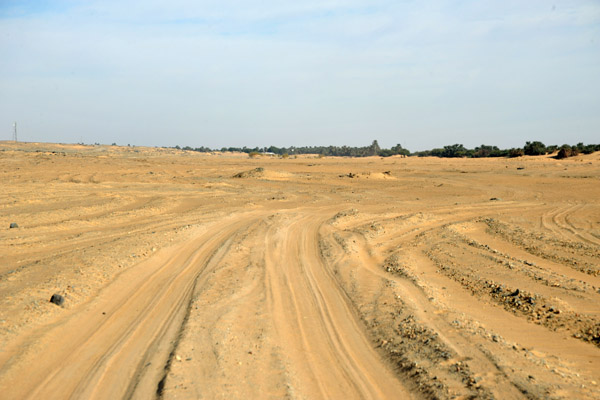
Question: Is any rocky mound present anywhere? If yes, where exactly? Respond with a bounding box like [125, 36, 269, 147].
[232, 167, 265, 178]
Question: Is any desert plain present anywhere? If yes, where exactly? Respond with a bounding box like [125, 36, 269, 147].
[0, 141, 599, 399]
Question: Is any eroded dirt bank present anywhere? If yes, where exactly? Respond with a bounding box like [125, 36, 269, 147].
[0, 142, 599, 399]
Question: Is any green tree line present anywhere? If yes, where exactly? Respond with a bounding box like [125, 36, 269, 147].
[174, 140, 599, 159]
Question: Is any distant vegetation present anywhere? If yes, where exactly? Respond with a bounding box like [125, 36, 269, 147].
[412, 142, 599, 159]
[173, 140, 599, 159]
[179, 140, 409, 158]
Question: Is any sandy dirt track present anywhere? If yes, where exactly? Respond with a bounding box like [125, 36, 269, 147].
[0, 142, 599, 399]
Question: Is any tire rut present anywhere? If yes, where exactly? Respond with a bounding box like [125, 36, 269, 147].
[0, 214, 259, 399]
[264, 212, 411, 399]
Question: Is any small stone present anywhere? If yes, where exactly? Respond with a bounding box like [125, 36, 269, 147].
[9, 223, 18, 229]
[50, 293, 64, 306]
[175, 355, 182, 361]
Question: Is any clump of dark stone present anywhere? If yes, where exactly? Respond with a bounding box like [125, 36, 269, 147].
[9, 222, 19, 229]
[575, 323, 600, 346]
[50, 293, 65, 306]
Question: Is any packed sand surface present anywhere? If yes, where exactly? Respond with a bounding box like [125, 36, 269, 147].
[1, 141, 599, 399]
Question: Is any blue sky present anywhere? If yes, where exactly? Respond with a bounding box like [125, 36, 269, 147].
[1, 1, 598, 150]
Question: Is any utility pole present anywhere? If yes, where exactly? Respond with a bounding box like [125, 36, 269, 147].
[13, 122, 17, 142]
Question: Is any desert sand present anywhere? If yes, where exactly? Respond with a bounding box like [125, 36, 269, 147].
[0, 141, 599, 399]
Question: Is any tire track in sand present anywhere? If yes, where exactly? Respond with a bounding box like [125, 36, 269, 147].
[264, 211, 411, 399]
[1, 210, 410, 399]
[541, 204, 600, 246]
[0, 214, 258, 399]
